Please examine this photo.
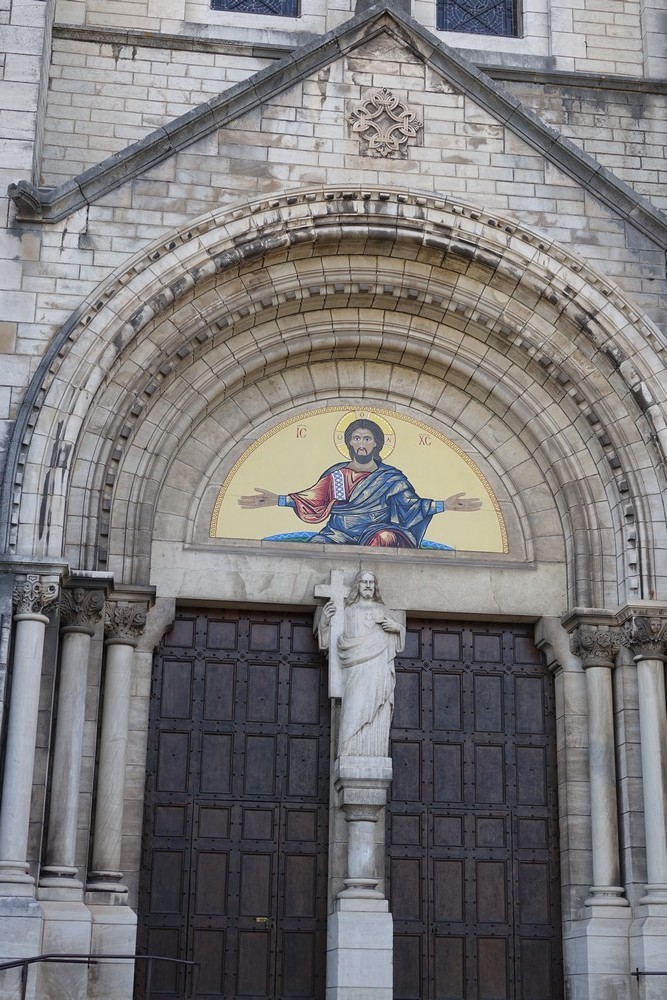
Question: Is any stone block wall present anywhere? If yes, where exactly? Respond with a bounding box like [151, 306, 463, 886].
[504, 79, 667, 214]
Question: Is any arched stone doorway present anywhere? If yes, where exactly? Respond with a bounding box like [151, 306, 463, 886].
[2, 187, 666, 999]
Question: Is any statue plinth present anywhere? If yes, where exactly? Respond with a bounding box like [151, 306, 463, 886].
[334, 756, 392, 900]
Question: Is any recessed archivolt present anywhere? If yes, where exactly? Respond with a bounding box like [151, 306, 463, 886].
[65, 315, 617, 603]
[6, 187, 665, 607]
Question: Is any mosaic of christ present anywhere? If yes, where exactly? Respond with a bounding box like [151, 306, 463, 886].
[210, 408, 507, 553]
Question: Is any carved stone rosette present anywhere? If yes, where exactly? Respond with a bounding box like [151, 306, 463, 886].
[347, 88, 422, 157]
[12, 573, 59, 618]
[569, 623, 621, 668]
[621, 615, 667, 662]
[60, 587, 105, 636]
[104, 602, 148, 646]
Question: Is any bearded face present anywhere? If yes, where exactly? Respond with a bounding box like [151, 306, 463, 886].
[348, 429, 378, 464]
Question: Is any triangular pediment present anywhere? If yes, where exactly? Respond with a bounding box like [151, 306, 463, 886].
[8, 1, 667, 249]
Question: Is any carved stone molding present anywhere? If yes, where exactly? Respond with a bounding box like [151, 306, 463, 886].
[12, 574, 59, 618]
[347, 88, 422, 156]
[568, 624, 621, 668]
[621, 615, 667, 661]
[104, 602, 148, 646]
[60, 587, 105, 636]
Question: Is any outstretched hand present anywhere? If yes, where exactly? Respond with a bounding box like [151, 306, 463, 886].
[238, 487, 280, 509]
[444, 492, 482, 512]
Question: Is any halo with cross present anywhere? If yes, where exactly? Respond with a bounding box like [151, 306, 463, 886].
[334, 410, 396, 459]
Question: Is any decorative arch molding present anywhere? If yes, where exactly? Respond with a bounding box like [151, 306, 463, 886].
[3, 187, 666, 609]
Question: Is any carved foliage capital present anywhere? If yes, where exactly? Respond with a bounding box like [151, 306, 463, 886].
[104, 602, 148, 645]
[60, 587, 105, 635]
[12, 574, 59, 618]
[621, 615, 667, 660]
[569, 624, 621, 667]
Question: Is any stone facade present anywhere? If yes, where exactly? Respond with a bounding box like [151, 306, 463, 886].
[0, 0, 666, 996]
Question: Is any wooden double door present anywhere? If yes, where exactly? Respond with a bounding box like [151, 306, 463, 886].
[136, 609, 330, 999]
[389, 620, 563, 1000]
[137, 611, 562, 1000]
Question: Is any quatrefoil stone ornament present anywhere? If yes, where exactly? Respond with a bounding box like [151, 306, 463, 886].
[347, 89, 423, 157]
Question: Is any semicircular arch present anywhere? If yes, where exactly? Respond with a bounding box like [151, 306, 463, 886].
[5, 187, 666, 612]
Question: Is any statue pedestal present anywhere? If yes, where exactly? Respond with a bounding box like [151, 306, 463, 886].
[326, 896, 393, 1000]
[335, 756, 392, 897]
[326, 756, 394, 999]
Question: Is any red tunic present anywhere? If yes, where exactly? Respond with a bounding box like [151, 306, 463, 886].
[289, 467, 371, 523]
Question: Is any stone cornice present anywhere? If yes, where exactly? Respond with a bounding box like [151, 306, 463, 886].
[52, 23, 295, 59]
[8, 2, 667, 250]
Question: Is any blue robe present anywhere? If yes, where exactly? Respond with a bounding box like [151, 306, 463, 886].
[284, 462, 443, 547]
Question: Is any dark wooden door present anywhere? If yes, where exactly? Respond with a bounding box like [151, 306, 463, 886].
[136, 609, 329, 1000]
[389, 621, 562, 1000]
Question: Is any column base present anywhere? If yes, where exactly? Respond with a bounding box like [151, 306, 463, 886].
[326, 896, 392, 1000]
[585, 885, 629, 907]
[338, 877, 384, 899]
[85, 871, 128, 894]
[39, 865, 83, 892]
[0, 860, 35, 895]
[640, 884, 667, 905]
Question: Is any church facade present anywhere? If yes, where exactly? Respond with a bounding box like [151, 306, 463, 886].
[0, 0, 666, 996]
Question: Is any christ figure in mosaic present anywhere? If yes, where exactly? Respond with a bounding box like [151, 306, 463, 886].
[238, 418, 481, 547]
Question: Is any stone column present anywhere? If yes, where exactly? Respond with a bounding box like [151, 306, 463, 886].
[567, 617, 627, 906]
[37, 581, 108, 1000]
[621, 611, 667, 900]
[86, 600, 147, 894]
[620, 607, 667, 999]
[0, 574, 58, 891]
[559, 611, 631, 1000]
[86, 595, 153, 1000]
[40, 585, 106, 888]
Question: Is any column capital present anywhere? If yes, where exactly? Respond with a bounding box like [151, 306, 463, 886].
[561, 610, 621, 668]
[12, 573, 59, 620]
[60, 586, 106, 636]
[618, 607, 667, 662]
[104, 601, 149, 646]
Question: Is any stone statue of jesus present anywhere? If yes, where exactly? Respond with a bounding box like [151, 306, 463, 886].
[320, 571, 405, 758]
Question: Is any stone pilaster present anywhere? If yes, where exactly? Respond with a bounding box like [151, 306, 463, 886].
[0, 575, 58, 891]
[86, 600, 147, 894]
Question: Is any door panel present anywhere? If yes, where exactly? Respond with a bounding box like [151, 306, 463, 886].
[136, 609, 329, 999]
[389, 620, 563, 1000]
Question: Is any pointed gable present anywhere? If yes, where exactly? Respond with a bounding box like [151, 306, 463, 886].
[9, 3, 667, 255]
